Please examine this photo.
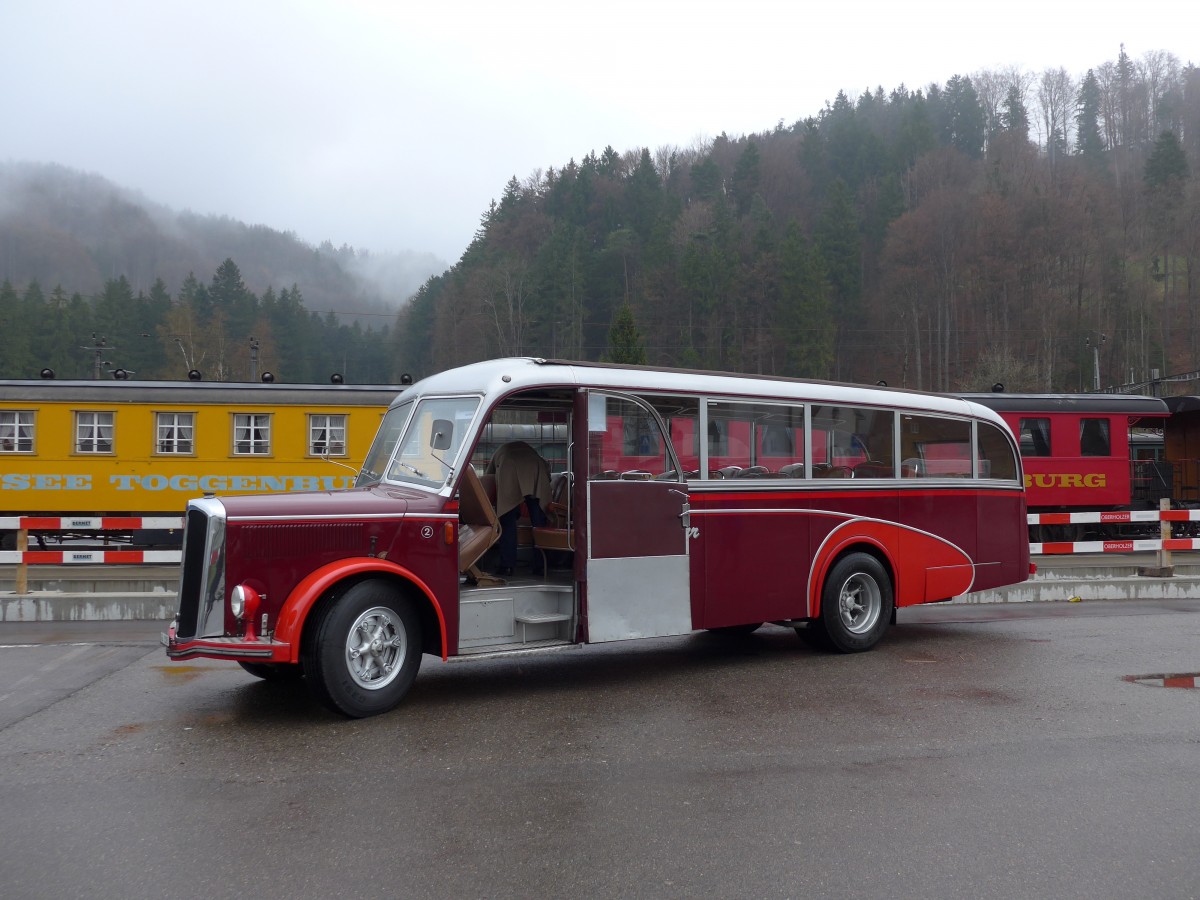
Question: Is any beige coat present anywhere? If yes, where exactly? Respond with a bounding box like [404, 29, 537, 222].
[486, 441, 552, 517]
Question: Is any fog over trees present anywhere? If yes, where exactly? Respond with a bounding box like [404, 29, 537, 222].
[3, 46, 1198, 391]
[0, 164, 444, 381]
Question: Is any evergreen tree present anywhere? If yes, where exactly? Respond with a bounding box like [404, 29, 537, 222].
[731, 141, 761, 216]
[1000, 85, 1030, 140]
[1144, 129, 1190, 188]
[606, 302, 647, 365]
[0, 281, 32, 377]
[626, 148, 663, 240]
[777, 223, 834, 378]
[941, 75, 987, 158]
[815, 179, 864, 375]
[1075, 70, 1106, 160]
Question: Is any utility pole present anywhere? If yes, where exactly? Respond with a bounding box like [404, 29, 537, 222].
[1086, 334, 1106, 391]
[249, 336, 260, 382]
[82, 334, 109, 380]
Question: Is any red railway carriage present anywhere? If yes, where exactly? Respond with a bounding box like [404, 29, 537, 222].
[166, 358, 1031, 718]
[961, 393, 1169, 509]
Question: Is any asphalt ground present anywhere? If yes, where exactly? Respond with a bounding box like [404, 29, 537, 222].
[2, 599, 1199, 898]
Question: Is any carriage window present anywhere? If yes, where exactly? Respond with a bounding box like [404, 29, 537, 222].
[309, 414, 347, 456]
[1019, 418, 1051, 456]
[1080, 418, 1111, 457]
[156, 412, 194, 454]
[900, 415, 970, 477]
[810, 405, 894, 477]
[0, 410, 34, 453]
[233, 413, 272, 456]
[75, 411, 114, 454]
[977, 422, 1019, 481]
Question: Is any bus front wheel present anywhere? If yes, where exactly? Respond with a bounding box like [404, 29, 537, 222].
[303, 580, 423, 718]
[811, 552, 893, 653]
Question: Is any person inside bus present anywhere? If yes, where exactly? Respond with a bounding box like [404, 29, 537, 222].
[486, 440, 552, 576]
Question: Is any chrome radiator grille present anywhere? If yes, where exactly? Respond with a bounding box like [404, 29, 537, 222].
[174, 499, 227, 639]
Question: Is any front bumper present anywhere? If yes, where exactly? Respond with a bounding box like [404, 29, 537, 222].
[162, 620, 291, 662]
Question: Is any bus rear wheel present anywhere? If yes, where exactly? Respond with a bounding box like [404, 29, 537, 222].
[811, 552, 893, 653]
[303, 580, 423, 718]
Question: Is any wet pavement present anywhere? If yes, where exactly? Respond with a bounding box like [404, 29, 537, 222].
[1, 600, 1199, 899]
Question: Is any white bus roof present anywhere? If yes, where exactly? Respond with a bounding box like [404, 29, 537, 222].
[392, 358, 1009, 427]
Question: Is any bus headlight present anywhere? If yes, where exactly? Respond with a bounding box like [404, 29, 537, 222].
[230, 584, 260, 621]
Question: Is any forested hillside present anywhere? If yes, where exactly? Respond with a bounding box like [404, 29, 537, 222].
[0, 162, 442, 381]
[0, 260, 398, 383]
[399, 48, 1199, 392]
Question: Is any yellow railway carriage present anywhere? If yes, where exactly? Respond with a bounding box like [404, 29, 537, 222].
[0, 380, 399, 547]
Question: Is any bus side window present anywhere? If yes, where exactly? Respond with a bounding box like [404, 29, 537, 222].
[977, 422, 1018, 481]
[591, 395, 671, 479]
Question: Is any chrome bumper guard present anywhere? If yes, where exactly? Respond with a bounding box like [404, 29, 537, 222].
[162, 621, 289, 661]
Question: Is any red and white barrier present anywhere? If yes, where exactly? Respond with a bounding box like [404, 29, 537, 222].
[0, 549, 182, 565]
[1027, 510, 1200, 525]
[0, 516, 182, 531]
[0, 516, 184, 571]
[1030, 538, 1200, 555]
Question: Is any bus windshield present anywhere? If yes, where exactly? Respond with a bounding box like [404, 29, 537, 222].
[384, 396, 480, 489]
[356, 402, 413, 487]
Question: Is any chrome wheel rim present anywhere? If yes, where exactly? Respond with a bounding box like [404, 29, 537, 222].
[836, 573, 882, 635]
[344, 606, 407, 690]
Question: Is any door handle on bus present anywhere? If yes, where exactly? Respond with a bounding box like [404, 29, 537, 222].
[668, 488, 690, 528]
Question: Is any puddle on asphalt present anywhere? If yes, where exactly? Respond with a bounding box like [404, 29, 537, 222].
[1123, 673, 1200, 689]
[153, 665, 208, 683]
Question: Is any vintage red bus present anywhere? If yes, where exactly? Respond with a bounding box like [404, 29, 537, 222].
[164, 358, 1031, 717]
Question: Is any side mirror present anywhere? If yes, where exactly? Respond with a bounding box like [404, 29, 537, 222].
[430, 419, 453, 451]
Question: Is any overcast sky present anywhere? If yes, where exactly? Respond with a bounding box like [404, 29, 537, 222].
[0, 0, 1185, 265]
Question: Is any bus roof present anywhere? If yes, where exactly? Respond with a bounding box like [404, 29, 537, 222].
[397, 358, 1010, 425]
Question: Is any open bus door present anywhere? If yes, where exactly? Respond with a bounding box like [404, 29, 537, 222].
[582, 391, 692, 642]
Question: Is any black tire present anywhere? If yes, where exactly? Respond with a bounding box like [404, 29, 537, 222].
[811, 552, 893, 653]
[707, 622, 763, 635]
[238, 661, 303, 681]
[303, 580, 423, 718]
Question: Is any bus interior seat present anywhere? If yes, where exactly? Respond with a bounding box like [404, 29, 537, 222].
[853, 461, 894, 478]
[778, 463, 805, 478]
[817, 465, 852, 478]
[714, 465, 742, 479]
[901, 458, 925, 477]
[457, 466, 504, 585]
[533, 472, 574, 572]
[735, 466, 770, 478]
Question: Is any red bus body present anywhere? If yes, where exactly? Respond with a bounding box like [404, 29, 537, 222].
[166, 359, 1030, 717]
